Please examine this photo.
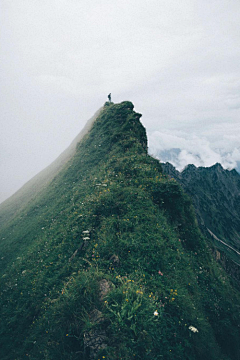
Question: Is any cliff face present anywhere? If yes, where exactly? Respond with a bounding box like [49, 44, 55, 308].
[162, 161, 240, 282]
[162, 162, 240, 250]
[0, 102, 240, 360]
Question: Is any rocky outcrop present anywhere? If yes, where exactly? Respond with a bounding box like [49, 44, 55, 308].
[83, 309, 107, 359]
[84, 279, 112, 358]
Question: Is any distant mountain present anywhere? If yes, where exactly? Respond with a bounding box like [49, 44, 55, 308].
[0, 102, 240, 360]
[236, 161, 240, 174]
[162, 162, 240, 271]
[152, 148, 240, 174]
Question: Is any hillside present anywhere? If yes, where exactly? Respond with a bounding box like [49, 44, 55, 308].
[0, 107, 103, 228]
[161, 162, 240, 269]
[0, 102, 240, 360]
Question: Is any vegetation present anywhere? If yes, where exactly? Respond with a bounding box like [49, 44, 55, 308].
[161, 162, 240, 283]
[0, 101, 240, 359]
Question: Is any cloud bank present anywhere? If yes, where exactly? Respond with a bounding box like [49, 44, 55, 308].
[148, 126, 240, 171]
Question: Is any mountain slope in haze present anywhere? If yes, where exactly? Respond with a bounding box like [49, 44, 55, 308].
[0, 102, 240, 360]
[0, 107, 103, 226]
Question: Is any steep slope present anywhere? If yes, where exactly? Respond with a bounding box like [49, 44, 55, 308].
[162, 162, 240, 266]
[0, 102, 240, 360]
[0, 107, 103, 227]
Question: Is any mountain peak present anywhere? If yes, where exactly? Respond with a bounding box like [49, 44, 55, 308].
[103, 100, 134, 110]
[78, 101, 147, 159]
[210, 162, 224, 171]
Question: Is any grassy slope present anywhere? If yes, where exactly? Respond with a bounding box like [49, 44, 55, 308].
[0, 107, 102, 229]
[0, 102, 240, 360]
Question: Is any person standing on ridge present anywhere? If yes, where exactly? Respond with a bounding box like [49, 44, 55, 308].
[108, 93, 111, 102]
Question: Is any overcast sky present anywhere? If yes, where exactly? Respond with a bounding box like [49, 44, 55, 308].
[1, 0, 240, 203]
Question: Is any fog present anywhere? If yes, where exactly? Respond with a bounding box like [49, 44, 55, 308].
[1, 0, 240, 203]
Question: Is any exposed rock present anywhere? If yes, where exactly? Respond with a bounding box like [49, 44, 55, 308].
[89, 309, 104, 324]
[83, 280, 113, 358]
[109, 254, 120, 267]
[84, 329, 107, 359]
[69, 249, 78, 262]
[83, 308, 107, 358]
[69, 240, 89, 262]
[99, 279, 112, 300]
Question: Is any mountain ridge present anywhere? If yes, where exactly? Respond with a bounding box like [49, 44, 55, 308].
[161, 161, 240, 284]
[150, 148, 240, 175]
[162, 161, 240, 249]
[0, 101, 240, 359]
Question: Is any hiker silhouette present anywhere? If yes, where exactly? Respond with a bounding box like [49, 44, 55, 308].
[108, 93, 111, 102]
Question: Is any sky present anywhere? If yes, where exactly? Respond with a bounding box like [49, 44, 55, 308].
[1, 0, 240, 203]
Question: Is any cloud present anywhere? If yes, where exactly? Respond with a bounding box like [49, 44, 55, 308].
[148, 129, 239, 171]
[1, 0, 240, 202]
[37, 75, 79, 96]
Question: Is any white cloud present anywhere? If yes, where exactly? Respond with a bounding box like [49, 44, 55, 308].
[148, 128, 239, 171]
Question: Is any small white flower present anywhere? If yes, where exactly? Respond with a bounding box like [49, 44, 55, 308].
[154, 310, 159, 316]
[189, 325, 198, 333]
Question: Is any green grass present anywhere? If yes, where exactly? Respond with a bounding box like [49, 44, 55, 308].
[0, 101, 240, 359]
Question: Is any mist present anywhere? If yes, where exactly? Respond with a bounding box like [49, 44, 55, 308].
[1, 0, 240, 203]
